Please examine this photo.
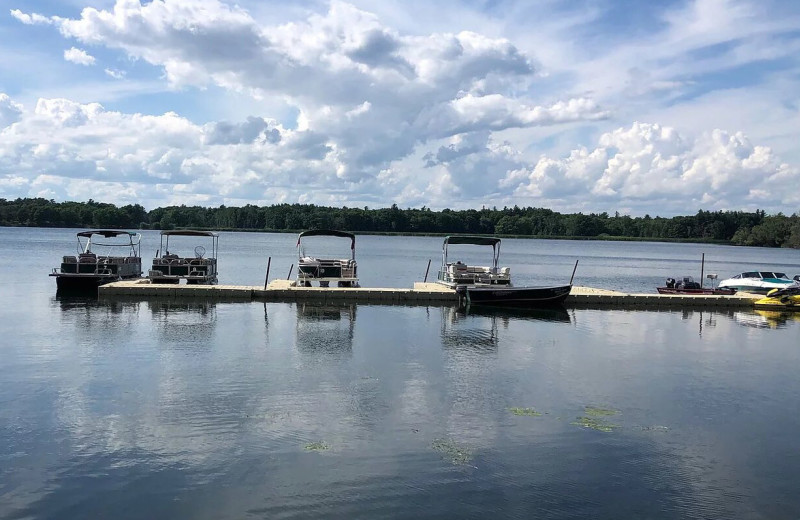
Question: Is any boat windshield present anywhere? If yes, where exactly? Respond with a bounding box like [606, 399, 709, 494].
[742, 272, 759, 279]
[759, 272, 787, 279]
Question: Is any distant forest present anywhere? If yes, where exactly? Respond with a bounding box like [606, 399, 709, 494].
[2, 197, 799, 248]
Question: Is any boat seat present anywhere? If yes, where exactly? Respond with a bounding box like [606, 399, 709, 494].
[448, 264, 468, 274]
[62, 256, 77, 263]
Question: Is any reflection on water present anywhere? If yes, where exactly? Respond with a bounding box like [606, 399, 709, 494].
[149, 300, 217, 346]
[4, 299, 800, 519]
[440, 305, 573, 352]
[465, 304, 572, 323]
[55, 293, 141, 315]
[734, 309, 800, 329]
[672, 309, 719, 337]
[295, 302, 356, 357]
[441, 305, 499, 352]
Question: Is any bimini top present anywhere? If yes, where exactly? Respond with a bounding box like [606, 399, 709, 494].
[443, 235, 501, 246]
[298, 229, 355, 249]
[77, 229, 140, 239]
[160, 230, 219, 237]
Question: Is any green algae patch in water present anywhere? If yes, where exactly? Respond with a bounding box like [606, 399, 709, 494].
[584, 406, 620, 417]
[432, 438, 474, 466]
[509, 407, 542, 417]
[571, 416, 619, 432]
[304, 441, 330, 452]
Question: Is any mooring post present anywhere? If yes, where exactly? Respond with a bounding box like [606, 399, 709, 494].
[287, 264, 294, 280]
[700, 253, 705, 288]
[263, 256, 271, 290]
[423, 259, 432, 283]
[570, 259, 579, 285]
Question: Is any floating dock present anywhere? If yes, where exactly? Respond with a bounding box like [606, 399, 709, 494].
[98, 279, 761, 309]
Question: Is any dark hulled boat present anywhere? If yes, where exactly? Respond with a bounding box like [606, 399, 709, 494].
[656, 276, 736, 295]
[457, 284, 572, 306]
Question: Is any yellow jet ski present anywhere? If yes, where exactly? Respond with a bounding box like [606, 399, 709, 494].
[754, 285, 800, 311]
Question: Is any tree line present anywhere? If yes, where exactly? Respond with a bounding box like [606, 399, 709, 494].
[1, 197, 799, 248]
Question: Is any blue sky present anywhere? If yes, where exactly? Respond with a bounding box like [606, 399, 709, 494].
[1, 0, 799, 215]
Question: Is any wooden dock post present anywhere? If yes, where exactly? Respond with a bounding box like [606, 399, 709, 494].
[570, 259, 579, 285]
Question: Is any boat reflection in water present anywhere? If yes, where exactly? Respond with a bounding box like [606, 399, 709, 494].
[464, 304, 571, 323]
[55, 293, 141, 314]
[441, 305, 499, 352]
[295, 302, 356, 356]
[148, 300, 218, 345]
[440, 304, 572, 352]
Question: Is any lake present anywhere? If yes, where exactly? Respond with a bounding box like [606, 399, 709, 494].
[1, 227, 799, 519]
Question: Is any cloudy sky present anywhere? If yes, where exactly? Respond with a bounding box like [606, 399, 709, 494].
[2, 0, 799, 215]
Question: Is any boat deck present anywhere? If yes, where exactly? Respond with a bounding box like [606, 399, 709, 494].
[98, 279, 762, 309]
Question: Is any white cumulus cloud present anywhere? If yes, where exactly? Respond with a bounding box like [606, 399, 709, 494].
[502, 122, 799, 213]
[63, 47, 96, 66]
[10, 0, 605, 186]
[104, 68, 126, 79]
[0, 93, 24, 129]
[4, 1, 800, 215]
[9, 9, 51, 25]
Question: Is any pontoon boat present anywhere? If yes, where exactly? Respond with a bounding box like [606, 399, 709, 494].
[436, 235, 511, 287]
[148, 230, 219, 284]
[50, 230, 142, 292]
[436, 235, 572, 306]
[296, 230, 358, 287]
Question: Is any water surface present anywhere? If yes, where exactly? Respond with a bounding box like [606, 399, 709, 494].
[1, 228, 799, 519]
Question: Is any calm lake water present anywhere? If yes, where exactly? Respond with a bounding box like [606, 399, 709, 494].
[1, 227, 800, 519]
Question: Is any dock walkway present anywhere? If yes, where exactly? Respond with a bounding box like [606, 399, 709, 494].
[98, 279, 760, 309]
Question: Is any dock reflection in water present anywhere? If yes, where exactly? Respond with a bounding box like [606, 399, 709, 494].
[5, 299, 800, 519]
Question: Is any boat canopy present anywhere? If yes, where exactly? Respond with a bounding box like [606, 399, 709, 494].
[75, 229, 141, 255]
[297, 229, 355, 250]
[441, 235, 502, 268]
[160, 230, 220, 237]
[442, 235, 501, 246]
[77, 230, 139, 239]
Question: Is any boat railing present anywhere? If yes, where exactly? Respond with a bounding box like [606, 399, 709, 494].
[54, 259, 122, 276]
[298, 258, 357, 280]
[149, 255, 217, 283]
[440, 263, 510, 285]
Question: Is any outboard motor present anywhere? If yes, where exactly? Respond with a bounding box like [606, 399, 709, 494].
[455, 285, 468, 307]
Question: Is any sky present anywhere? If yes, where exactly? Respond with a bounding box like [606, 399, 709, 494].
[1, 0, 800, 215]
